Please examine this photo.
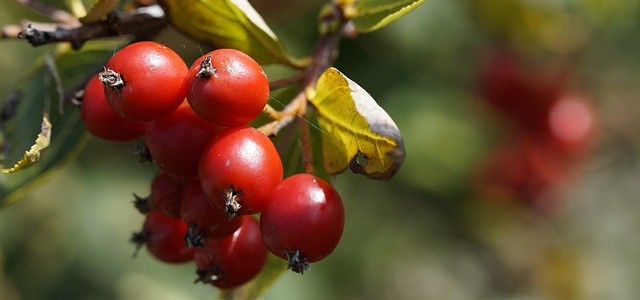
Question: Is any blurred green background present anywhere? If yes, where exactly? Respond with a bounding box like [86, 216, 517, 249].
[2, 0, 640, 299]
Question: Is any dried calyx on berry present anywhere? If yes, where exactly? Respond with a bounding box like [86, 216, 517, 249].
[183, 223, 206, 248]
[285, 249, 310, 274]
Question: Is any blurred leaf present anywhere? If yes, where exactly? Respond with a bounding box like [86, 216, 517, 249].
[1, 114, 51, 174]
[79, 0, 119, 23]
[309, 67, 405, 180]
[0, 42, 120, 208]
[352, 0, 427, 33]
[221, 253, 288, 300]
[158, 0, 302, 66]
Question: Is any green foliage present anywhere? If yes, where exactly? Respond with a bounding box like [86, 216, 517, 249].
[79, 0, 119, 23]
[309, 67, 404, 180]
[352, 0, 427, 33]
[0, 42, 118, 207]
[158, 0, 301, 66]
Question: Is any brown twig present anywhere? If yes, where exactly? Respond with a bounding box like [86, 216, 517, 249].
[21, 10, 166, 49]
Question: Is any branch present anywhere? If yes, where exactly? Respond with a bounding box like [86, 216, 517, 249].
[257, 1, 353, 176]
[10, 6, 167, 49]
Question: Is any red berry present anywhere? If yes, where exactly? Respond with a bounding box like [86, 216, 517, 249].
[260, 174, 345, 273]
[80, 75, 145, 141]
[134, 171, 189, 218]
[186, 49, 269, 127]
[131, 211, 194, 263]
[479, 50, 563, 130]
[100, 41, 188, 121]
[199, 126, 283, 216]
[547, 92, 597, 154]
[181, 181, 242, 247]
[195, 216, 267, 289]
[145, 102, 224, 178]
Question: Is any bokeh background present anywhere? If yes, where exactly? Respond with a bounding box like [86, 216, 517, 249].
[2, 0, 640, 299]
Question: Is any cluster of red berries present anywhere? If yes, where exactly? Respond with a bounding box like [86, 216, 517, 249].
[79, 41, 345, 288]
[476, 49, 597, 211]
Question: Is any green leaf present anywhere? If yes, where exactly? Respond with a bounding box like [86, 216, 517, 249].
[158, 0, 301, 67]
[0, 42, 119, 208]
[309, 67, 405, 180]
[79, 0, 119, 23]
[352, 0, 427, 33]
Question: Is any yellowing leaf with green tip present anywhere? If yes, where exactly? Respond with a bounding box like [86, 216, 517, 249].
[158, 0, 300, 66]
[353, 0, 427, 33]
[309, 67, 405, 180]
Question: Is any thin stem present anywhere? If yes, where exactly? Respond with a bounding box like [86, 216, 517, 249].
[298, 114, 314, 174]
[1, 24, 22, 38]
[262, 104, 283, 120]
[258, 91, 306, 136]
[269, 72, 305, 90]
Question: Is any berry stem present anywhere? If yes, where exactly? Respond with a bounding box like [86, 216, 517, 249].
[268, 72, 305, 90]
[258, 1, 351, 176]
[298, 110, 315, 174]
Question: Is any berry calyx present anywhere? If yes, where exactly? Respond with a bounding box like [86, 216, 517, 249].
[80, 75, 145, 141]
[194, 216, 267, 289]
[131, 211, 194, 264]
[199, 126, 283, 216]
[180, 181, 242, 247]
[186, 49, 269, 127]
[100, 41, 188, 122]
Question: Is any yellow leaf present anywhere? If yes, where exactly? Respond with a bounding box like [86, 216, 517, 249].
[309, 68, 405, 180]
[158, 0, 301, 66]
[2, 114, 52, 174]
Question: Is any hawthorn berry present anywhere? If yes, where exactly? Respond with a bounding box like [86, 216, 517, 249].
[145, 102, 224, 178]
[260, 173, 345, 273]
[99, 41, 188, 122]
[134, 171, 189, 218]
[186, 49, 269, 127]
[199, 126, 283, 217]
[80, 75, 145, 141]
[181, 181, 242, 247]
[131, 211, 194, 264]
[195, 216, 267, 289]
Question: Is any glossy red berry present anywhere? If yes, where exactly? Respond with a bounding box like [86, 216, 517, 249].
[181, 181, 242, 247]
[199, 126, 283, 216]
[260, 174, 345, 273]
[195, 216, 267, 289]
[80, 75, 145, 141]
[145, 102, 224, 178]
[186, 49, 269, 127]
[134, 171, 189, 218]
[100, 41, 188, 121]
[131, 211, 194, 264]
